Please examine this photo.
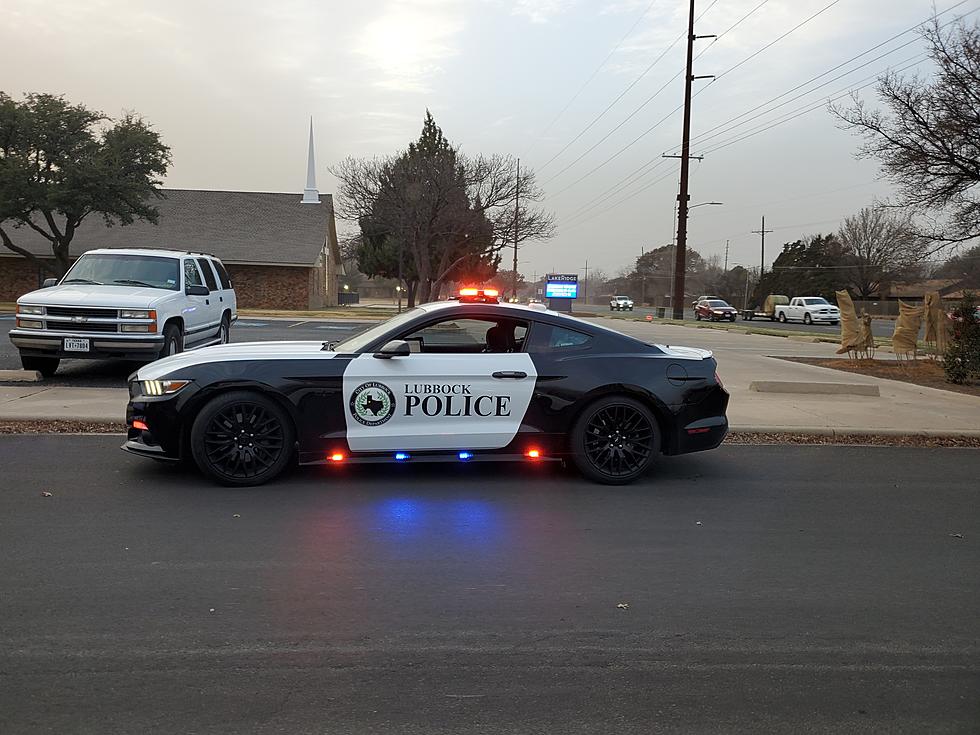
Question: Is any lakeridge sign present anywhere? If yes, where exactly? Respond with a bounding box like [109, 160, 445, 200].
[545, 273, 578, 299]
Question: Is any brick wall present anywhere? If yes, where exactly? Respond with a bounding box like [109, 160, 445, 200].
[225, 264, 312, 310]
[0, 257, 52, 302]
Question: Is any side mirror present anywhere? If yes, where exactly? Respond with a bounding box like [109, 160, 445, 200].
[373, 339, 411, 359]
[185, 284, 210, 296]
[42, 278, 58, 288]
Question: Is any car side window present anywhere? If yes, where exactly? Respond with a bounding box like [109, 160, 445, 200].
[211, 259, 233, 290]
[527, 323, 593, 352]
[401, 318, 528, 354]
[184, 259, 203, 288]
[196, 258, 218, 291]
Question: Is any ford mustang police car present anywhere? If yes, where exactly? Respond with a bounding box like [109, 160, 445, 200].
[123, 295, 729, 486]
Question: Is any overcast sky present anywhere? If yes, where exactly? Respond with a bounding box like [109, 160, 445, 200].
[2, 0, 969, 280]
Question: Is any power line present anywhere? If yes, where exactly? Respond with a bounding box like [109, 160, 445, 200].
[537, 0, 721, 174]
[524, 0, 658, 155]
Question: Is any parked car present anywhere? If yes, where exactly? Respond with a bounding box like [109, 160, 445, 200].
[123, 291, 729, 486]
[695, 299, 737, 322]
[774, 297, 841, 325]
[610, 295, 634, 311]
[10, 248, 237, 377]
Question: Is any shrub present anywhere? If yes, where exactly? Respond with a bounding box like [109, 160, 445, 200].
[943, 292, 980, 384]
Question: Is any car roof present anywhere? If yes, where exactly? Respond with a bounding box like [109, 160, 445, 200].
[84, 247, 219, 259]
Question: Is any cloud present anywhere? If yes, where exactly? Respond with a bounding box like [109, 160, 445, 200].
[511, 0, 576, 24]
[353, 1, 465, 93]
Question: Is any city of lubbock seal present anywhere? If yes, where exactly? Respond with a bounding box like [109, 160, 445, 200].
[350, 381, 396, 426]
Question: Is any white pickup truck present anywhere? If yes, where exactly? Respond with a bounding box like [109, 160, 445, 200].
[774, 297, 841, 325]
[10, 248, 237, 376]
[609, 295, 634, 311]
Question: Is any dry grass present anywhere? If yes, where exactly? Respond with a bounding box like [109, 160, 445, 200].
[778, 356, 980, 398]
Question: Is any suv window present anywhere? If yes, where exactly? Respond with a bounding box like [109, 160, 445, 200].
[196, 258, 217, 291]
[211, 259, 233, 290]
[184, 260, 203, 288]
[402, 317, 528, 354]
[528, 323, 592, 352]
[61, 254, 180, 291]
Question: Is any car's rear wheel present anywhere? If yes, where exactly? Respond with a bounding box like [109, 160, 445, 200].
[21, 355, 60, 377]
[190, 390, 295, 486]
[219, 314, 231, 344]
[779, 313, 787, 323]
[571, 396, 660, 485]
[803, 313, 812, 325]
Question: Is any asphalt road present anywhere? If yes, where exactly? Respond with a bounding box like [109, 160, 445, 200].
[1, 439, 977, 734]
[0, 310, 897, 387]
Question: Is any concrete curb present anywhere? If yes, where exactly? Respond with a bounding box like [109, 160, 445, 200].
[730, 426, 980, 438]
[0, 370, 42, 382]
[749, 381, 880, 396]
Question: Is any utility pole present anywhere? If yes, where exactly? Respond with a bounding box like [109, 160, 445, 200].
[752, 216, 773, 275]
[583, 259, 589, 304]
[724, 239, 730, 272]
[670, 0, 714, 320]
[512, 158, 520, 301]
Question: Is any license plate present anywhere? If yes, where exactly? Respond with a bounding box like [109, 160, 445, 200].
[63, 337, 90, 352]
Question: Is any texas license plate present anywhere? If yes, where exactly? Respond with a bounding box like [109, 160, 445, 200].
[63, 337, 90, 352]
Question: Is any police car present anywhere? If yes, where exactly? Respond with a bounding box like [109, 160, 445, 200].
[123, 289, 729, 486]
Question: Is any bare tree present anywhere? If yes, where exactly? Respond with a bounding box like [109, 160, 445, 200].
[831, 17, 980, 246]
[330, 113, 555, 305]
[838, 207, 927, 297]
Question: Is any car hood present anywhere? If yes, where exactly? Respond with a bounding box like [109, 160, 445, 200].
[137, 341, 331, 381]
[18, 284, 177, 308]
[654, 344, 713, 360]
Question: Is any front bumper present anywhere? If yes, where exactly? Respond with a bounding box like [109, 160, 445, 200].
[122, 384, 199, 461]
[11, 329, 164, 360]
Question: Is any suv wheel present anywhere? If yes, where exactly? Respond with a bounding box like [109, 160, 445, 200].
[21, 355, 60, 377]
[190, 390, 295, 486]
[219, 315, 231, 344]
[159, 323, 183, 359]
[570, 396, 660, 485]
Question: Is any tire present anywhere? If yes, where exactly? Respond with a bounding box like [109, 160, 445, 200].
[219, 314, 231, 344]
[778, 312, 787, 323]
[570, 395, 660, 485]
[803, 313, 812, 325]
[21, 355, 59, 377]
[695, 312, 701, 321]
[158, 323, 183, 360]
[190, 390, 295, 486]
[730, 315, 736, 322]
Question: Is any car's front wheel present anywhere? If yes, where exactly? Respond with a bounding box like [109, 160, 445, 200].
[21, 355, 60, 377]
[570, 396, 660, 485]
[190, 390, 295, 486]
[158, 323, 183, 359]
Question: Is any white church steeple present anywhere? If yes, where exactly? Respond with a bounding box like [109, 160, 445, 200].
[302, 117, 321, 204]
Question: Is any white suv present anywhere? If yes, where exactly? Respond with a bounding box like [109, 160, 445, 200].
[10, 248, 237, 377]
[610, 295, 634, 311]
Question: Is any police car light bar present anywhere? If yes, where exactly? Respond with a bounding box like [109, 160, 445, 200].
[459, 288, 479, 296]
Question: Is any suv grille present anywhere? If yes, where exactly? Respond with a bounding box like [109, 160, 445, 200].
[46, 306, 119, 318]
[55, 322, 118, 333]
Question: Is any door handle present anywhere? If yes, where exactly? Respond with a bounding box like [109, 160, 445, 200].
[492, 371, 527, 379]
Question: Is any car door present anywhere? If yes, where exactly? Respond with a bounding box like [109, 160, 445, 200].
[206, 258, 237, 318]
[341, 315, 537, 452]
[181, 259, 215, 344]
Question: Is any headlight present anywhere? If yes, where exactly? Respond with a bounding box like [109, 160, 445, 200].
[16, 318, 43, 329]
[120, 309, 152, 319]
[141, 379, 191, 396]
[17, 304, 44, 315]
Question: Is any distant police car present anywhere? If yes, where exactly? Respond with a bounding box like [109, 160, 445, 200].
[123, 290, 729, 486]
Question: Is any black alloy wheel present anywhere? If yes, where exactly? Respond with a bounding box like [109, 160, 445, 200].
[190, 391, 294, 486]
[571, 396, 660, 484]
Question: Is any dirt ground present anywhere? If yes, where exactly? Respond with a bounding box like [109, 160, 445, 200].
[779, 356, 980, 398]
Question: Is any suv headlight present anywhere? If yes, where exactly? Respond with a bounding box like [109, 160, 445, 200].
[140, 379, 191, 396]
[121, 309, 153, 319]
[17, 304, 44, 315]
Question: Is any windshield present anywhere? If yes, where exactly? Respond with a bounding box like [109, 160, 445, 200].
[804, 297, 831, 305]
[332, 307, 425, 352]
[62, 254, 180, 290]
[707, 300, 729, 307]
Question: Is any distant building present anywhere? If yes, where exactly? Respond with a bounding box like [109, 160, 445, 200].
[0, 121, 343, 310]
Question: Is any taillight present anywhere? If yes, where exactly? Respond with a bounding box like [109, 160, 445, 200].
[715, 371, 724, 389]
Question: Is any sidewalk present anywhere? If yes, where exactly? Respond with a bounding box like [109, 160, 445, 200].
[1, 322, 979, 435]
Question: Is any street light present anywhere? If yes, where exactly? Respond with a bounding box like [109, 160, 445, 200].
[690, 201, 723, 209]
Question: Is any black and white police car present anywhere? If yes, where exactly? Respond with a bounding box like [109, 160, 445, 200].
[123, 289, 729, 486]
